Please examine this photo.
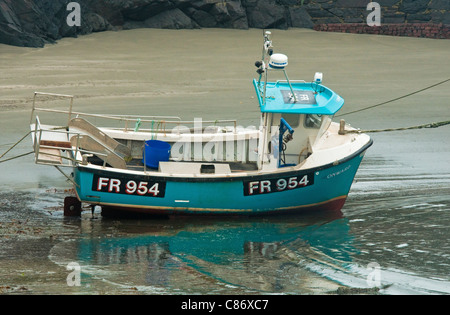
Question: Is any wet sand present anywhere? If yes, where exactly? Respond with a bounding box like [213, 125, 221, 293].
[0, 28, 449, 295]
[1, 28, 449, 123]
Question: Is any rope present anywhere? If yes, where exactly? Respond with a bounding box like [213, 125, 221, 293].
[0, 131, 32, 162]
[150, 120, 163, 140]
[151, 120, 155, 140]
[337, 78, 450, 117]
[343, 120, 450, 134]
[134, 118, 141, 132]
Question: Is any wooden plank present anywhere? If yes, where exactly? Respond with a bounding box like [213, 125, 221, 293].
[37, 148, 63, 164]
[40, 140, 72, 149]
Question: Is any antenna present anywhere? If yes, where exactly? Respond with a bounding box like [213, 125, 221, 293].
[255, 31, 297, 104]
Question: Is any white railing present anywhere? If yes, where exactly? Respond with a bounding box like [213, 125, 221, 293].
[31, 91, 237, 134]
[33, 115, 110, 168]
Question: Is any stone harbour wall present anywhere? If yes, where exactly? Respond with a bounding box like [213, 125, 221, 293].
[0, 0, 449, 47]
[314, 23, 450, 39]
[304, 0, 450, 25]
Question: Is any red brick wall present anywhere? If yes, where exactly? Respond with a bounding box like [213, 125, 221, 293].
[314, 23, 450, 39]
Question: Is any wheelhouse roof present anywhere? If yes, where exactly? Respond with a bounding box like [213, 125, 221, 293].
[253, 79, 344, 115]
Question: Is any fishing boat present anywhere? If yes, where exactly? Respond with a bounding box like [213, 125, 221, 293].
[29, 32, 372, 216]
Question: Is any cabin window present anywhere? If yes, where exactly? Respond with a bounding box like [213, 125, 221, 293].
[281, 113, 300, 128]
[304, 114, 322, 128]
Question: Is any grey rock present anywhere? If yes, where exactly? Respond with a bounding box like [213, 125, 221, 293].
[244, 0, 288, 29]
[188, 8, 218, 27]
[0, 0, 448, 48]
[428, 0, 450, 11]
[400, 0, 429, 14]
[335, 0, 369, 8]
[289, 7, 314, 28]
[125, 8, 198, 29]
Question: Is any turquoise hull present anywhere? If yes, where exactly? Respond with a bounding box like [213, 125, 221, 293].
[74, 140, 372, 216]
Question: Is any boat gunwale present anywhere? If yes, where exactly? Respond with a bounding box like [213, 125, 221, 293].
[76, 138, 373, 183]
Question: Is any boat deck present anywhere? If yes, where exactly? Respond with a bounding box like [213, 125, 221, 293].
[87, 155, 258, 173]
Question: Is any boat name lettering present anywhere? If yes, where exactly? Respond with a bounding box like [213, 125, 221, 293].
[92, 175, 165, 198]
[244, 173, 314, 196]
[326, 165, 351, 179]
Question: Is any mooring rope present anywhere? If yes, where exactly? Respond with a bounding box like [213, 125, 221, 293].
[337, 78, 450, 117]
[343, 120, 450, 134]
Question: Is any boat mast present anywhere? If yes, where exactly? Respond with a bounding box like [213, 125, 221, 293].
[255, 31, 272, 104]
[256, 31, 273, 169]
[256, 32, 298, 170]
[256, 31, 297, 104]
[261, 31, 272, 104]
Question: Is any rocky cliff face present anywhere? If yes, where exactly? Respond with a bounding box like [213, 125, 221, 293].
[0, 0, 113, 47]
[0, 0, 448, 47]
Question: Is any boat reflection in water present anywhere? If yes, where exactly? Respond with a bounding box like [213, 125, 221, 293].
[55, 210, 359, 294]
